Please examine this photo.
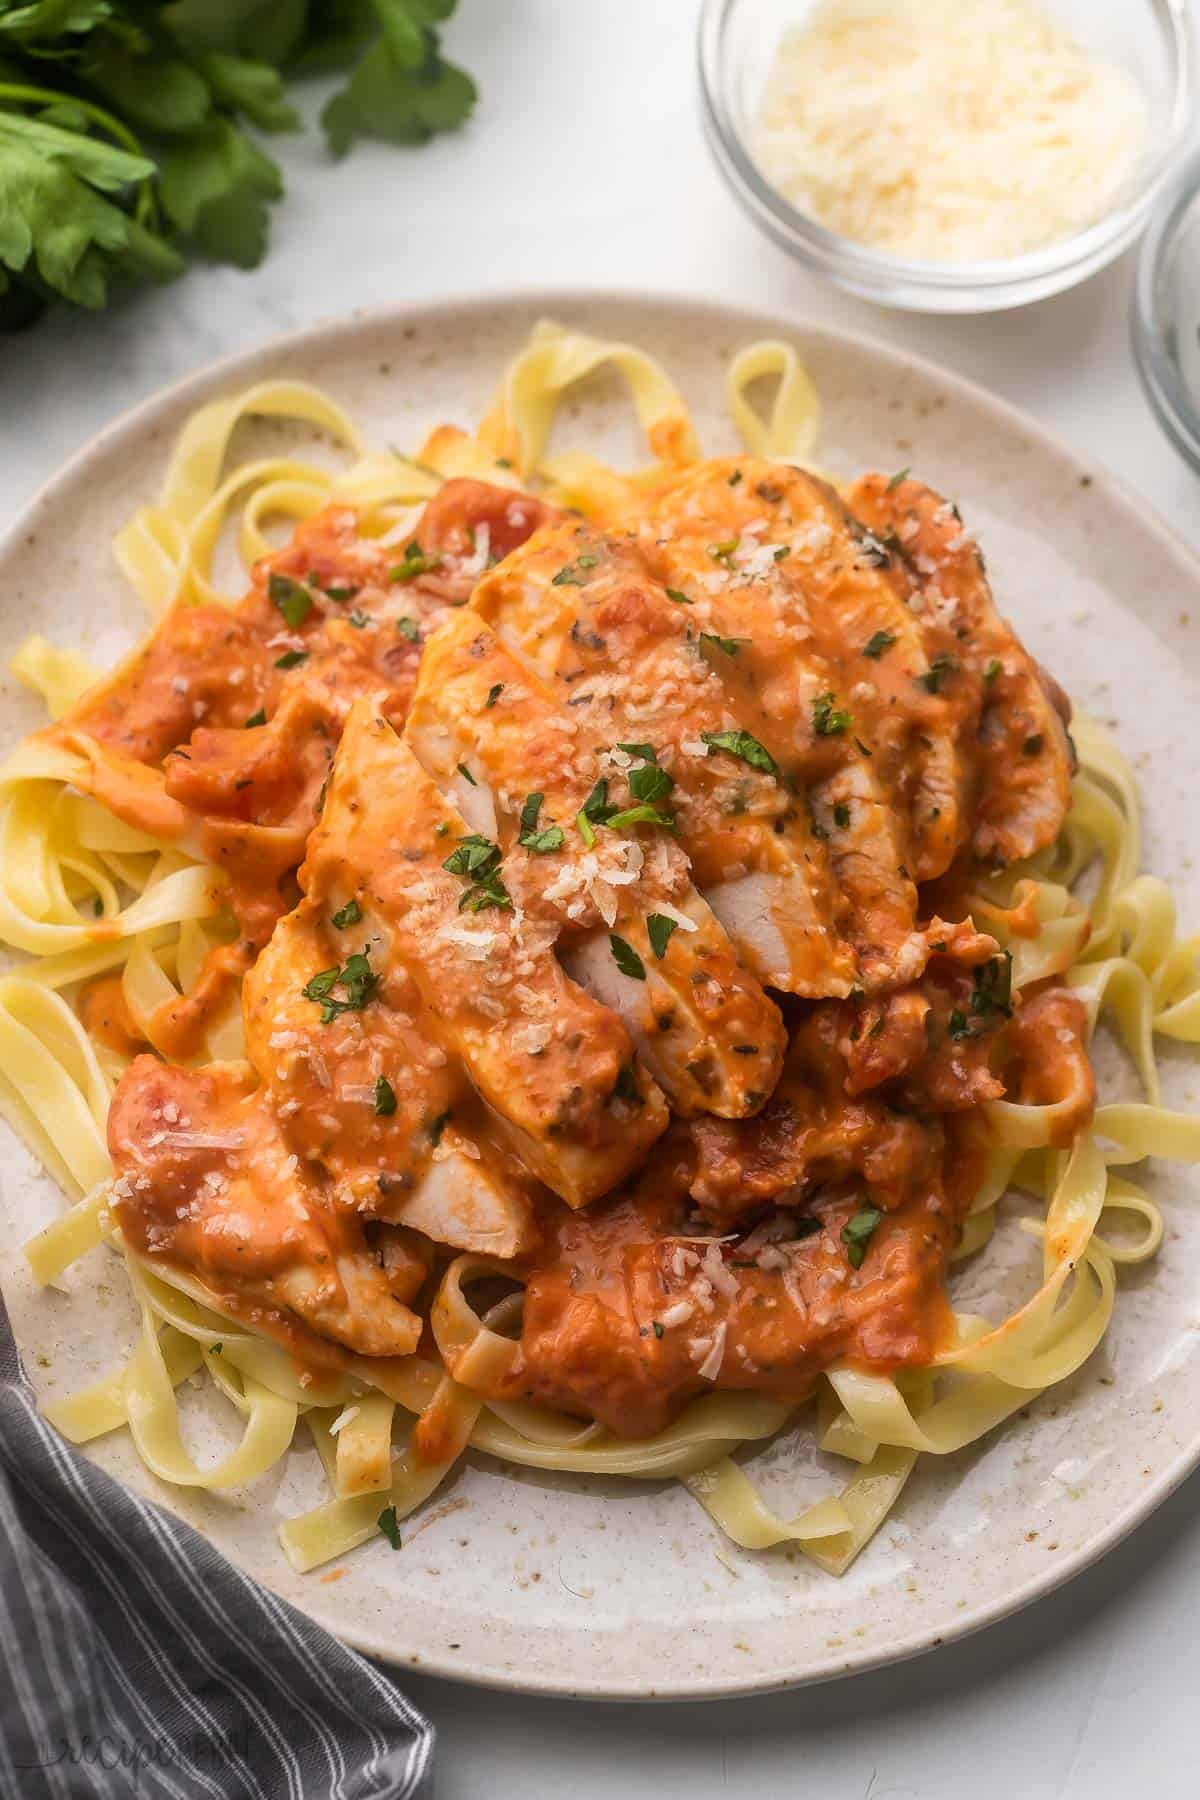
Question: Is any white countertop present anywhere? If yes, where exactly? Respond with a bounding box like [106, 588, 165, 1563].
[4, 3, 1199, 1794]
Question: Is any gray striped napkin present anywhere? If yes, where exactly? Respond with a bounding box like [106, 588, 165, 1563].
[0, 1291, 434, 1799]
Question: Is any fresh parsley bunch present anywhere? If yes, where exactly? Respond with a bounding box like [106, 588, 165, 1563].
[0, 0, 475, 328]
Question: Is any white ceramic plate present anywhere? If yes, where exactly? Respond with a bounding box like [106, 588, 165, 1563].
[3, 292, 1200, 1700]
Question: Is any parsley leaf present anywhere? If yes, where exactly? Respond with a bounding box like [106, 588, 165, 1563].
[485, 681, 502, 707]
[390, 544, 441, 583]
[700, 729, 777, 774]
[331, 898, 362, 929]
[551, 553, 598, 587]
[268, 570, 313, 628]
[862, 630, 895, 660]
[303, 951, 378, 1023]
[812, 692, 852, 736]
[609, 933, 645, 980]
[377, 1504, 402, 1550]
[628, 763, 674, 806]
[518, 794, 563, 853]
[274, 648, 308, 669]
[604, 804, 677, 832]
[664, 587, 693, 606]
[699, 632, 748, 660]
[842, 1206, 883, 1269]
[646, 913, 679, 959]
[397, 616, 421, 643]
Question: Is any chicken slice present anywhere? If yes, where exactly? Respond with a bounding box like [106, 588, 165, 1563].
[473, 521, 858, 997]
[243, 902, 536, 1259]
[108, 1057, 421, 1360]
[847, 474, 1074, 865]
[406, 608, 786, 1116]
[622, 461, 936, 986]
[311, 700, 668, 1206]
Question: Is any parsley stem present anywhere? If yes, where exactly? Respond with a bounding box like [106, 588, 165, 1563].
[0, 85, 146, 159]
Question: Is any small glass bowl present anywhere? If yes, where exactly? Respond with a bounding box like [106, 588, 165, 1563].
[1133, 146, 1200, 473]
[699, 0, 1196, 315]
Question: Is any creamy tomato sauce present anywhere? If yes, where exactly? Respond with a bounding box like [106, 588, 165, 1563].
[97, 463, 1093, 1441]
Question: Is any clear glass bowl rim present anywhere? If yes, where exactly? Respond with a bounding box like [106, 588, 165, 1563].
[1133, 143, 1200, 472]
[698, 0, 1197, 306]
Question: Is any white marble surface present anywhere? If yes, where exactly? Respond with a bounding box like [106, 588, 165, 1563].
[3, 1, 1200, 1793]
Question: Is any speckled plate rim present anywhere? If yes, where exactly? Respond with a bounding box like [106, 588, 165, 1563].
[2, 287, 1200, 1702]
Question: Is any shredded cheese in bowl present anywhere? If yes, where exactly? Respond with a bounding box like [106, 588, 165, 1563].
[753, 0, 1148, 264]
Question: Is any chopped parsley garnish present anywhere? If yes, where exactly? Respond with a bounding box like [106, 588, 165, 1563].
[700, 729, 777, 774]
[664, 587, 694, 606]
[812, 692, 852, 736]
[842, 1207, 883, 1269]
[947, 1009, 972, 1041]
[390, 544, 441, 583]
[323, 584, 356, 603]
[210, 1343, 223, 1356]
[728, 469, 743, 487]
[524, 826, 564, 854]
[444, 833, 501, 881]
[699, 632, 748, 660]
[886, 467, 910, 492]
[331, 899, 362, 929]
[984, 658, 1002, 686]
[833, 802, 851, 830]
[773, 545, 791, 563]
[244, 708, 266, 728]
[969, 952, 1013, 1019]
[275, 649, 308, 670]
[397, 617, 421, 643]
[435, 821, 451, 838]
[518, 793, 544, 838]
[708, 539, 738, 565]
[918, 655, 956, 694]
[551, 554, 599, 587]
[374, 1076, 397, 1116]
[647, 913, 679, 959]
[442, 832, 511, 910]
[348, 610, 369, 628]
[377, 1506, 402, 1550]
[519, 794, 563, 852]
[485, 682, 503, 708]
[1023, 734, 1044, 756]
[862, 630, 896, 660]
[268, 571, 314, 629]
[617, 742, 657, 762]
[577, 777, 615, 846]
[628, 763, 675, 806]
[653, 1320, 665, 1339]
[609, 934, 646, 980]
[456, 763, 478, 786]
[605, 804, 677, 832]
[303, 952, 378, 1023]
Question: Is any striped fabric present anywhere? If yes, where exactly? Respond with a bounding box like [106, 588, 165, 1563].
[0, 1293, 433, 1799]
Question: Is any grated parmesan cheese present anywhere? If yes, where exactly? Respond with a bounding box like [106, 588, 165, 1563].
[754, 0, 1147, 263]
